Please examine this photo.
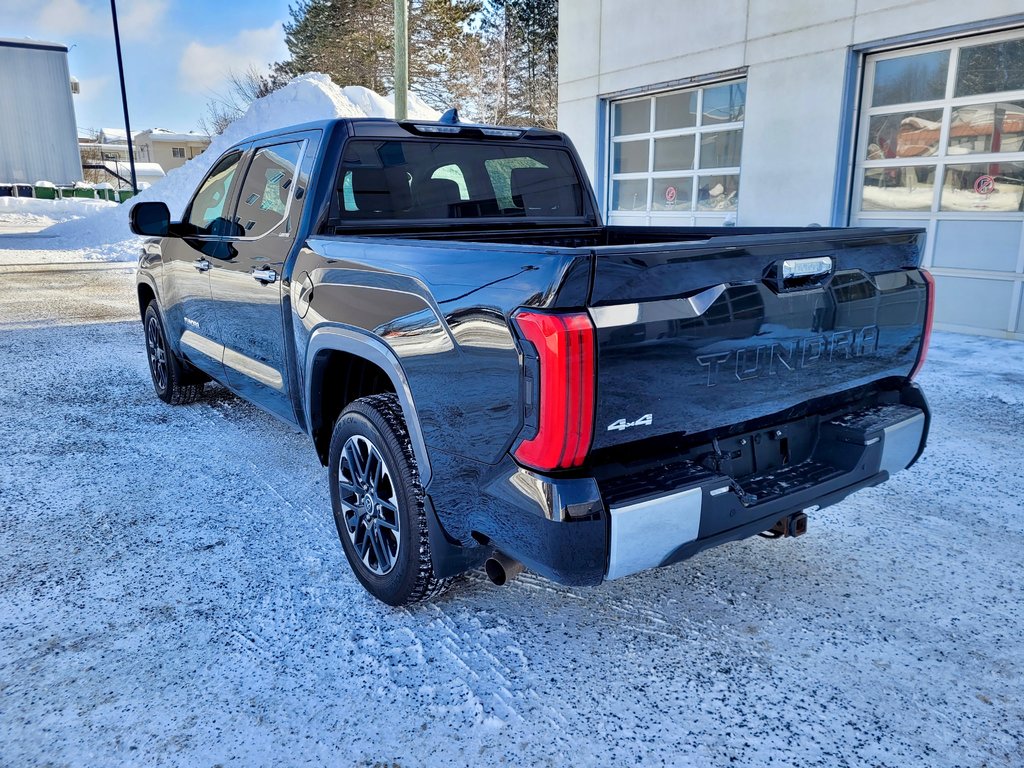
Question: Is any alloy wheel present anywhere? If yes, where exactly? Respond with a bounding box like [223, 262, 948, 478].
[146, 316, 168, 391]
[338, 434, 401, 576]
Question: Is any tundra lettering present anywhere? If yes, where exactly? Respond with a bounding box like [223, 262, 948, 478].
[697, 325, 881, 387]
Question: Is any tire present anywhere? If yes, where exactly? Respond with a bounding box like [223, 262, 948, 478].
[328, 393, 452, 605]
[143, 302, 205, 405]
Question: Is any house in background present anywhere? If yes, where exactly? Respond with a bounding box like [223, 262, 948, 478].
[133, 129, 210, 172]
[80, 126, 207, 188]
[0, 38, 81, 185]
[558, 1, 1024, 340]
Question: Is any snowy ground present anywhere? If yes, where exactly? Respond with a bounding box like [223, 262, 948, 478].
[0, 230, 1022, 767]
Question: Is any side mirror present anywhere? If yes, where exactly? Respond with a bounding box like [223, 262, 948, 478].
[130, 201, 172, 237]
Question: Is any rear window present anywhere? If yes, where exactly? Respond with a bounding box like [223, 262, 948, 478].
[336, 140, 585, 221]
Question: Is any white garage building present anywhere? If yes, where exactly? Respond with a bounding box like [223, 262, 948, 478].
[558, 2, 1024, 339]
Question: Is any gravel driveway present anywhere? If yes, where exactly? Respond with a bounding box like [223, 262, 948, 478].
[1, 257, 1022, 767]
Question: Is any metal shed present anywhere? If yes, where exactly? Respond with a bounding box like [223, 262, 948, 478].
[0, 38, 82, 185]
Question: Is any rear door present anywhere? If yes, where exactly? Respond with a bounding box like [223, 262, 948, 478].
[208, 135, 312, 422]
[586, 228, 930, 451]
[160, 148, 245, 378]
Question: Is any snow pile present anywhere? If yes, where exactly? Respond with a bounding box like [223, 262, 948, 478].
[0, 196, 117, 228]
[41, 74, 439, 259]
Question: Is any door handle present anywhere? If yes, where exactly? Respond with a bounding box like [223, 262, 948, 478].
[252, 268, 278, 284]
[193, 258, 211, 272]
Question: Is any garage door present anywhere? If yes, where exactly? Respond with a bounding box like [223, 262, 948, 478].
[852, 29, 1024, 339]
[606, 80, 745, 227]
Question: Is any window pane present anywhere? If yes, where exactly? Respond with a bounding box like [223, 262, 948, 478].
[613, 140, 649, 173]
[613, 100, 650, 136]
[655, 91, 697, 131]
[432, 164, 470, 198]
[955, 39, 1024, 97]
[866, 109, 942, 159]
[696, 174, 738, 211]
[652, 177, 693, 211]
[941, 162, 1024, 212]
[872, 51, 949, 107]
[861, 165, 936, 211]
[653, 135, 695, 171]
[611, 179, 648, 211]
[187, 151, 242, 229]
[339, 141, 584, 220]
[949, 101, 1024, 154]
[699, 130, 743, 168]
[236, 142, 303, 237]
[484, 157, 543, 209]
[702, 82, 746, 124]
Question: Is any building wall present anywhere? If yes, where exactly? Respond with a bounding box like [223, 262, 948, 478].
[559, 0, 1024, 339]
[0, 40, 81, 185]
[136, 139, 210, 172]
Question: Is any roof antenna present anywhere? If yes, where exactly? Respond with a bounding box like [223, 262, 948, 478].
[439, 108, 459, 124]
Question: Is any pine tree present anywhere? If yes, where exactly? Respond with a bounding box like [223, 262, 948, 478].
[275, 0, 393, 92]
[272, 0, 558, 125]
[409, 0, 484, 110]
[473, 0, 557, 127]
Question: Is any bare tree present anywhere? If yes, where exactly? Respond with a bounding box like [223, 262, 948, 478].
[199, 65, 281, 135]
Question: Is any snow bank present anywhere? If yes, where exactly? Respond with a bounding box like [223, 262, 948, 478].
[0, 197, 118, 234]
[0, 197, 116, 220]
[41, 74, 439, 259]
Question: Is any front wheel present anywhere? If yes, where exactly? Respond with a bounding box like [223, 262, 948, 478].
[328, 393, 452, 605]
[143, 302, 205, 405]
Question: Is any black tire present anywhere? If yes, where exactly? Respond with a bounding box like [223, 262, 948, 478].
[328, 393, 452, 605]
[143, 302, 205, 405]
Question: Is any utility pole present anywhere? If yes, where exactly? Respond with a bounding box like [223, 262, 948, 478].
[110, 0, 138, 194]
[393, 0, 408, 120]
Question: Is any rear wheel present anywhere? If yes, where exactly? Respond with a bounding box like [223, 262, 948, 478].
[328, 393, 452, 605]
[143, 302, 205, 405]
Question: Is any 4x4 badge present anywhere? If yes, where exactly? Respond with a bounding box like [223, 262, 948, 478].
[607, 413, 653, 432]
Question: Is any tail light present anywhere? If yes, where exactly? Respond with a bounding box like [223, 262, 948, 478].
[511, 310, 596, 471]
[910, 269, 935, 380]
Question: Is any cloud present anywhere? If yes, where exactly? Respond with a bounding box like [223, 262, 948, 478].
[72, 75, 111, 103]
[32, 0, 167, 42]
[119, 0, 169, 41]
[35, 0, 105, 39]
[178, 23, 288, 94]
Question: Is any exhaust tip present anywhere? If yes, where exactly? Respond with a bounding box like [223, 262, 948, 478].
[484, 552, 525, 586]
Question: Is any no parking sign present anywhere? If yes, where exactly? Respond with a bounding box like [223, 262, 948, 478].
[974, 175, 995, 195]
[664, 185, 677, 204]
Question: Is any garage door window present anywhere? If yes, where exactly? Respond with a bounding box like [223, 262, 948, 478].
[857, 32, 1024, 215]
[607, 80, 745, 224]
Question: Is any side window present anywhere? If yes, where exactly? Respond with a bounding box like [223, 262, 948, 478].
[187, 150, 243, 230]
[235, 141, 303, 237]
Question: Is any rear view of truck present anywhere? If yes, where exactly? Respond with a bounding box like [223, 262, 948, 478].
[494, 225, 933, 583]
[129, 114, 935, 603]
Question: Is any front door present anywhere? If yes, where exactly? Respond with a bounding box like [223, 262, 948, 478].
[209, 138, 308, 422]
[160, 149, 244, 378]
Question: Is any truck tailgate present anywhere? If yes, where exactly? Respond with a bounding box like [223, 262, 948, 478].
[587, 229, 928, 452]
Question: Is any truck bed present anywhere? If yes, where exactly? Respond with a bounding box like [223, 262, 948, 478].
[316, 223, 928, 462]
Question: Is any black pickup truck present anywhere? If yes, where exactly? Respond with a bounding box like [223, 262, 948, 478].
[131, 114, 933, 605]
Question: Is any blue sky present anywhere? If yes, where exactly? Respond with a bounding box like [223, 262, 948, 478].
[2, 0, 292, 134]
